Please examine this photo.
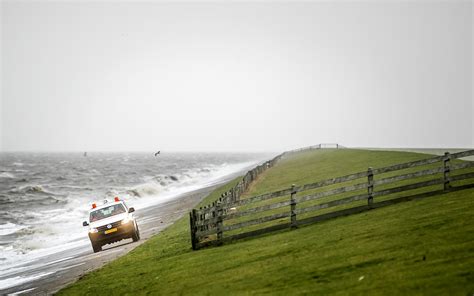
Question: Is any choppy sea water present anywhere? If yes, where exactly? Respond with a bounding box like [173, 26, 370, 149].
[0, 152, 271, 279]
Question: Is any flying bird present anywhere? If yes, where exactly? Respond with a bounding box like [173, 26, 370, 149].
[154, 151, 161, 157]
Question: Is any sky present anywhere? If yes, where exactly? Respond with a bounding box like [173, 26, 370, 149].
[1, 0, 473, 152]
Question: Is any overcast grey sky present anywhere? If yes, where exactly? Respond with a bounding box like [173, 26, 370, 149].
[1, 1, 473, 152]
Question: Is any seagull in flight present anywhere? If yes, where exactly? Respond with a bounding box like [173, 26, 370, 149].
[154, 151, 161, 157]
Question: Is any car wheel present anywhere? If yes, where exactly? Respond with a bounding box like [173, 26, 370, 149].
[92, 242, 102, 253]
[132, 225, 140, 242]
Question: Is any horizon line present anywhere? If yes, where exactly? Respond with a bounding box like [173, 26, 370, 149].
[1, 146, 473, 154]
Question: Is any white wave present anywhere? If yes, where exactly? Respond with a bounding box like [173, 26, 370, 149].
[0, 223, 26, 236]
[50, 184, 93, 191]
[0, 237, 90, 275]
[17, 185, 45, 193]
[10, 185, 58, 196]
[0, 154, 268, 281]
[12, 162, 24, 167]
[126, 183, 161, 197]
[0, 196, 91, 274]
[128, 160, 258, 209]
[0, 172, 15, 179]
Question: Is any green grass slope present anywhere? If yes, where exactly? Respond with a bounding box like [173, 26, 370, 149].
[58, 149, 474, 295]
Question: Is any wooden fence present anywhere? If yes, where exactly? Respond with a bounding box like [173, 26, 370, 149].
[287, 143, 344, 152]
[189, 149, 474, 250]
[195, 143, 343, 209]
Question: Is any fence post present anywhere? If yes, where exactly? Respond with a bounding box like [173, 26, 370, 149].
[216, 203, 223, 245]
[290, 184, 297, 229]
[190, 209, 198, 250]
[367, 167, 374, 208]
[198, 207, 203, 232]
[443, 152, 451, 191]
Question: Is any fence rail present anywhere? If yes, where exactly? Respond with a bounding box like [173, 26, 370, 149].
[189, 148, 474, 250]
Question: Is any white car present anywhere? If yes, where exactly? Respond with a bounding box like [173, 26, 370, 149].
[83, 197, 140, 253]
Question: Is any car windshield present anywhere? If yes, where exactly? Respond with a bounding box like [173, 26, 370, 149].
[90, 204, 126, 222]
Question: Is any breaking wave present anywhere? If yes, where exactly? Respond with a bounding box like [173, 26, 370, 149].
[0, 222, 26, 237]
[0, 152, 271, 283]
[126, 183, 161, 197]
[9, 185, 58, 196]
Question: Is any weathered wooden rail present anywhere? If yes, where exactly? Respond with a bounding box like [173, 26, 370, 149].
[190, 148, 474, 250]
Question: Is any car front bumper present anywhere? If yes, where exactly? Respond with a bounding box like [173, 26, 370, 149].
[89, 221, 136, 244]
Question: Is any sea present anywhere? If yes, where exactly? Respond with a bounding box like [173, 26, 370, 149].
[0, 152, 271, 281]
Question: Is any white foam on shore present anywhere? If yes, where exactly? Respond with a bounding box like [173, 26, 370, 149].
[0, 162, 256, 283]
[0, 223, 26, 236]
[128, 160, 257, 210]
[0, 154, 267, 290]
[0, 239, 89, 276]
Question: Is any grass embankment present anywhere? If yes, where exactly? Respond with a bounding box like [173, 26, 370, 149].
[59, 149, 474, 295]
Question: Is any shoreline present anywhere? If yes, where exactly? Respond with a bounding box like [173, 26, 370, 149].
[1, 173, 241, 295]
[37, 148, 474, 295]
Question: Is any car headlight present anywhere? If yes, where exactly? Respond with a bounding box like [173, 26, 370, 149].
[122, 217, 132, 225]
[89, 228, 98, 233]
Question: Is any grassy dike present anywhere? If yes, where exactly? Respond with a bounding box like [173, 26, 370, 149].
[58, 149, 474, 295]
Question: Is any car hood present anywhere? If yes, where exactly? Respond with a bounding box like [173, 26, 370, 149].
[89, 213, 128, 228]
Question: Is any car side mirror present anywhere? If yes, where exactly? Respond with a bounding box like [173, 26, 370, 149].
[128, 207, 135, 213]
[83, 221, 89, 227]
